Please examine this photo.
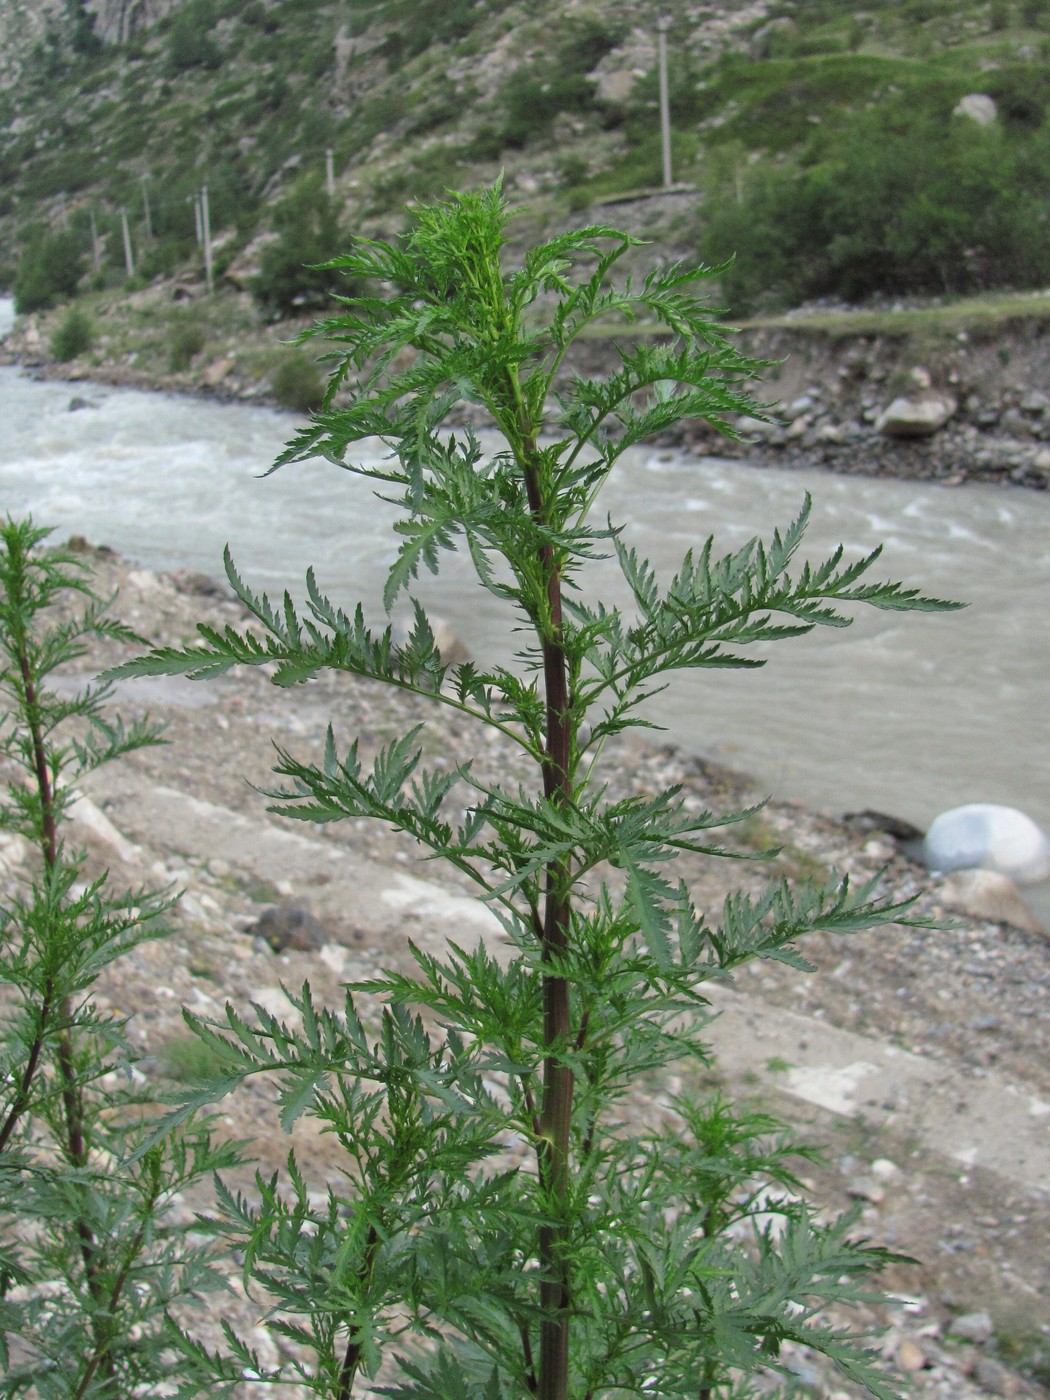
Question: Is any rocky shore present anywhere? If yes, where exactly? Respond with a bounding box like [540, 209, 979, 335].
[2, 541, 1044, 1398]
[5, 294, 1050, 492]
[659, 319, 1050, 492]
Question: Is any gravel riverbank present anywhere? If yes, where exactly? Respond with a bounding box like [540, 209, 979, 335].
[2, 541, 1043, 1398]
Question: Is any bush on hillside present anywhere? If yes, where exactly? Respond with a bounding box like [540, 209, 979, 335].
[50, 307, 94, 361]
[13, 228, 85, 314]
[168, 319, 207, 372]
[68, 0, 103, 56]
[270, 351, 324, 412]
[251, 182, 352, 319]
[168, 0, 222, 72]
[482, 18, 625, 151]
[702, 108, 1050, 310]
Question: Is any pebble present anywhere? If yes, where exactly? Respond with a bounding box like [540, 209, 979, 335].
[973, 1357, 1019, 1396]
[254, 902, 330, 951]
[847, 1176, 885, 1204]
[950, 1311, 995, 1344]
[898, 1337, 928, 1371]
[871, 1157, 902, 1181]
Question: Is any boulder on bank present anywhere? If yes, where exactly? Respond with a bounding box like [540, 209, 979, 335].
[939, 868, 1044, 936]
[924, 803, 1050, 885]
[250, 902, 330, 953]
[875, 394, 957, 438]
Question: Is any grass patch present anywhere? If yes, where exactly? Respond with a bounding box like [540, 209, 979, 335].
[572, 290, 1050, 344]
[156, 1032, 230, 1083]
[746, 289, 1050, 337]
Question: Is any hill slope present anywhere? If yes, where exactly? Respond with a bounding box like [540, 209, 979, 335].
[3, 0, 1050, 309]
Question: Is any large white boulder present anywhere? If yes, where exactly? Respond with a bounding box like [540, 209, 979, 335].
[875, 394, 957, 438]
[924, 804, 1050, 885]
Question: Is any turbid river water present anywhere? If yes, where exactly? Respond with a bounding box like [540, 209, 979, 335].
[1, 298, 1047, 843]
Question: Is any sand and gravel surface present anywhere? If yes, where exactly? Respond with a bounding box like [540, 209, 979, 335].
[5, 543, 1048, 1398]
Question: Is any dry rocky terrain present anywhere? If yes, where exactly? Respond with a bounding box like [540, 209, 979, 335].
[2, 541, 1046, 1398]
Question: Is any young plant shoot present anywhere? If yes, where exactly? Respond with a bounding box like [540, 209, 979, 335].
[0, 519, 234, 1398]
[114, 184, 959, 1399]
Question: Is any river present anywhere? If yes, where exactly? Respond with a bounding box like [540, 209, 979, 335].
[1, 298, 1047, 846]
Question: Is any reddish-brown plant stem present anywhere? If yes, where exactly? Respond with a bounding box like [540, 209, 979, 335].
[336, 1222, 380, 1400]
[18, 648, 58, 869]
[0, 985, 52, 1154]
[520, 440, 575, 1400]
[70, 1219, 148, 1400]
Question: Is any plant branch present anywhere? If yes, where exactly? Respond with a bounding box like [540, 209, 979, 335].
[336, 1221, 380, 1400]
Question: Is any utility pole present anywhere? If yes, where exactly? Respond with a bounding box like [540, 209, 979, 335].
[657, 15, 673, 190]
[201, 184, 214, 294]
[325, 147, 335, 198]
[89, 208, 102, 273]
[120, 207, 135, 277]
[140, 174, 153, 240]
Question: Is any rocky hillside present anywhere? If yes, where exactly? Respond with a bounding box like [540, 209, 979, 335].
[3, 0, 1050, 311]
[4, 0, 1050, 481]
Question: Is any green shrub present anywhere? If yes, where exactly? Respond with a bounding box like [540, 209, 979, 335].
[136, 233, 191, 281]
[270, 351, 324, 411]
[702, 105, 1050, 309]
[157, 1032, 231, 1082]
[168, 318, 206, 371]
[13, 228, 85, 313]
[252, 179, 351, 318]
[500, 67, 596, 147]
[67, 0, 103, 56]
[168, 0, 222, 72]
[487, 18, 623, 149]
[50, 307, 94, 361]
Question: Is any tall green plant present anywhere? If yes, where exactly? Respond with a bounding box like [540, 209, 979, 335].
[0, 519, 234, 1397]
[115, 184, 959, 1399]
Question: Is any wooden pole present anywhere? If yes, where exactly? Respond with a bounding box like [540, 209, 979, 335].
[201, 185, 214, 294]
[140, 175, 153, 240]
[325, 147, 335, 198]
[657, 16, 673, 189]
[193, 193, 203, 246]
[120, 207, 135, 277]
[89, 208, 101, 273]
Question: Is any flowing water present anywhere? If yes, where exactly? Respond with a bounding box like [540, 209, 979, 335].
[1, 297, 1047, 850]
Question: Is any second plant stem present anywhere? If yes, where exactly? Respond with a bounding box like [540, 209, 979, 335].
[20, 633, 114, 1390]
